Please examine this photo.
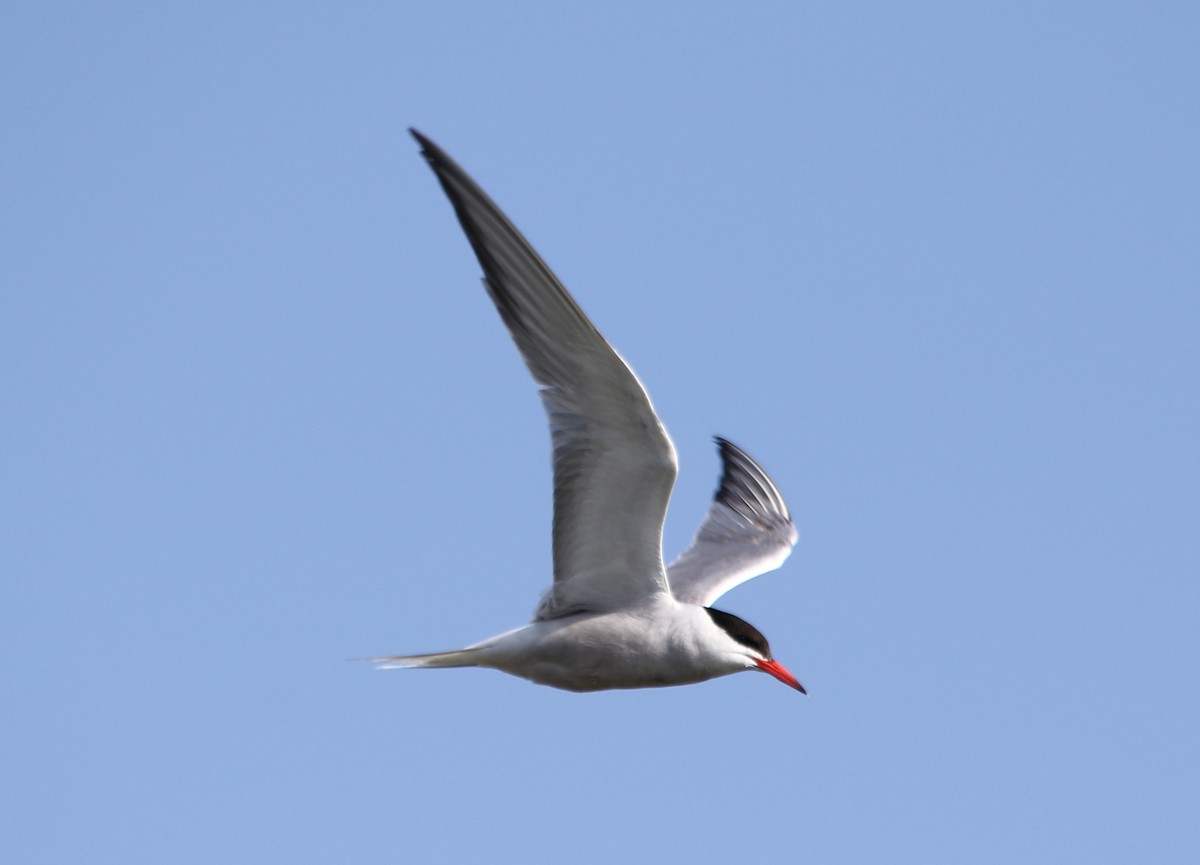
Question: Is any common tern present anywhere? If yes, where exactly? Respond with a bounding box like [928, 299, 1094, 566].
[377, 130, 804, 694]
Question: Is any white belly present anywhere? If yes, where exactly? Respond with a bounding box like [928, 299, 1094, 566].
[469, 604, 743, 692]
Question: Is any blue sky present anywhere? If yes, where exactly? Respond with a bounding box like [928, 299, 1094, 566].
[3, 2, 1197, 863]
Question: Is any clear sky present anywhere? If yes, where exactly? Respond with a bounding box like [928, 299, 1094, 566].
[4, 3, 1197, 863]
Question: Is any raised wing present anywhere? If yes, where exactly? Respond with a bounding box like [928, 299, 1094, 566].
[667, 438, 797, 606]
[412, 130, 678, 619]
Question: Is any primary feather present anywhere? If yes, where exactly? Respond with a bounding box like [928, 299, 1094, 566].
[667, 438, 797, 607]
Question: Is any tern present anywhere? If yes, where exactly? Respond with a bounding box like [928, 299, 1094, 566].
[377, 130, 804, 694]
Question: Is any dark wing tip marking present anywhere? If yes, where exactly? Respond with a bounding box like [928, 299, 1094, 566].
[409, 129, 599, 349]
[711, 436, 793, 526]
[409, 127, 436, 154]
[408, 130, 538, 338]
[410, 128, 444, 170]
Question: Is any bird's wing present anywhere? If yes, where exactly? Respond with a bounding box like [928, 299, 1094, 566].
[666, 438, 797, 607]
[412, 130, 678, 619]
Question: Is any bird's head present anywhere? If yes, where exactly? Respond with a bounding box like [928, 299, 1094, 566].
[704, 607, 806, 694]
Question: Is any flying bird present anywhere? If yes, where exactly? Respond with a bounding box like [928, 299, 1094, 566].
[377, 130, 804, 693]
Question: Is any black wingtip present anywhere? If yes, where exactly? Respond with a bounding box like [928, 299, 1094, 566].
[713, 435, 745, 461]
[409, 130, 477, 187]
[709, 435, 793, 523]
[409, 128, 438, 160]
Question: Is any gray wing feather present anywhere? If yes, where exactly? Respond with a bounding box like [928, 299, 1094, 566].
[412, 130, 678, 618]
[667, 438, 797, 606]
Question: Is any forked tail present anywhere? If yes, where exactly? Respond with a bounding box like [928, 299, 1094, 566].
[372, 648, 483, 670]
